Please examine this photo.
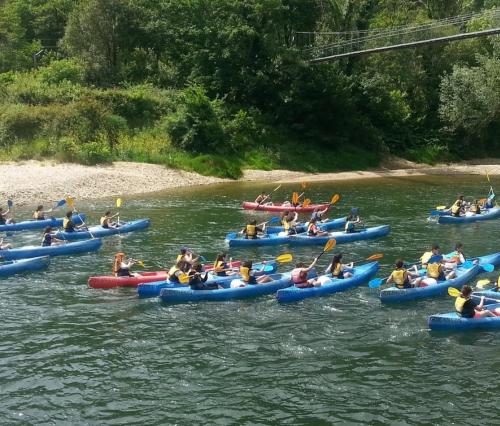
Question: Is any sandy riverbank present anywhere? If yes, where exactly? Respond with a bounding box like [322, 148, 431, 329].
[0, 158, 498, 205]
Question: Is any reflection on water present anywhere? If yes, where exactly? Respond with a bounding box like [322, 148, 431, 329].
[0, 175, 499, 424]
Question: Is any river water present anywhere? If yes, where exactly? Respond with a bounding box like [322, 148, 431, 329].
[1, 175, 499, 424]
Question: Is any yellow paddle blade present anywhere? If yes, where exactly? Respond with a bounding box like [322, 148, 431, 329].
[447, 287, 461, 297]
[324, 239, 336, 253]
[276, 253, 293, 263]
[476, 279, 490, 289]
[116, 198, 122, 208]
[65, 196, 74, 208]
[179, 273, 189, 284]
[292, 192, 299, 205]
[137, 260, 145, 267]
[330, 194, 340, 205]
[302, 198, 311, 207]
[366, 253, 384, 261]
[436, 205, 446, 210]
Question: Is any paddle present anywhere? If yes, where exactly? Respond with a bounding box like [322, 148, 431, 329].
[52, 199, 66, 210]
[368, 258, 421, 289]
[302, 199, 311, 207]
[352, 253, 383, 264]
[448, 287, 500, 303]
[476, 279, 491, 289]
[116, 198, 122, 225]
[316, 239, 336, 261]
[461, 260, 494, 272]
[330, 194, 341, 206]
[292, 192, 299, 205]
[436, 205, 447, 210]
[65, 196, 94, 238]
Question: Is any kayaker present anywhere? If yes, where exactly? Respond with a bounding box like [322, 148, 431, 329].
[0, 207, 14, 225]
[239, 260, 273, 285]
[455, 285, 495, 318]
[113, 252, 138, 277]
[188, 263, 219, 290]
[325, 253, 354, 279]
[62, 211, 84, 232]
[168, 260, 189, 283]
[467, 200, 481, 215]
[100, 211, 119, 229]
[0, 237, 12, 250]
[291, 258, 318, 288]
[415, 257, 455, 287]
[444, 242, 467, 268]
[241, 220, 265, 240]
[254, 191, 270, 205]
[307, 218, 328, 237]
[41, 227, 64, 247]
[212, 253, 236, 277]
[310, 206, 329, 222]
[176, 247, 198, 269]
[33, 205, 53, 220]
[450, 195, 465, 217]
[344, 209, 362, 233]
[420, 244, 441, 266]
[386, 259, 419, 289]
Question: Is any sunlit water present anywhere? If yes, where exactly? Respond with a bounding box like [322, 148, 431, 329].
[1, 175, 499, 424]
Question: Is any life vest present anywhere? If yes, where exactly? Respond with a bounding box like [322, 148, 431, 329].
[332, 263, 343, 278]
[100, 216, 107, 226]
[470, 204, 480, 214]
[168, 265, 187, 283]
[420, 251, 433, 265]
[497, 275, 500, 289]
[291, 268, 307, 285]
[63, 217, 74, 231]
[447, 250, 464, 264]
[451, 200, 462, 214]
[213, 260, 225, 272]
[33, 211, 43, 220]
[307, 223, 317, 235]
[455, 295, 468, 314]
[282, 218, 290, 231]
[246, 224, 256, 237]
[240, 266, 251, 283]
[427, 263, 441, 279]
[391, 268, 406, 288]
[176, 254, 183, 262]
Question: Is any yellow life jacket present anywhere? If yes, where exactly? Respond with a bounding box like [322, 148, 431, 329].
[246, 224, 256, 237]
[240, 266, 250, 282]
[497, 275, 500, 289]
[100, 216, 107, 226]
[420, 251, 433, 265]
[455, 296, 468, 314]
[451, 200, 462, 214]
[213, 260, 224, 272]
[282, 218, 290, 231]
[63, 217, 72, 230]
[427, 263, 441, 279]
[169, 265, 187, 283]
[176, 254, 183, 262]
[391, 268, 406, 288]
[332, 263, 343, 277]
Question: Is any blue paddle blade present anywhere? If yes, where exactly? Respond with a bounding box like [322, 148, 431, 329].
[462, 260, 474, 269]
[481, 263, 494, 273]
[428, 255, 443, 264]
[368, 278, 383, 288]
[7, 200, 13, 208]
[56, 199, 66, 207]
[267, 216, 281, 224]
[225, 233, 237, 240]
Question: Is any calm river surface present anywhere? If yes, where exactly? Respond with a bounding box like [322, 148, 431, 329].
[1, 175, 499, 424]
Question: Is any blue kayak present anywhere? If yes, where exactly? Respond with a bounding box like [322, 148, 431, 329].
[158, 270, 315, 304]
[225, 232, 290, 247]
[0, 256, 50, 278]
[54, 219, 150, 240]
[266, 216, 347, 234]
[138, 261, 277, 298]
[0, 214, 85, 233]
[276, 261, 379, 303]
[438, 207, 500, 224]
[0, 238, 102, 260]
[288, 225, 390, 246]
[428, 303, 500, 331]
[379, 252, 500, 304]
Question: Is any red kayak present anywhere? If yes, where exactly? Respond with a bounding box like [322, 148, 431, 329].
[242, 201, 329, 213]
[88, 261, 243, 289]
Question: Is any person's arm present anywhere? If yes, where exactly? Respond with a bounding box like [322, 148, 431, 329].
[201, 272, 209, 282]
[325, 263, 332, 274]
[344, 262, 354, 271]
[386, 273, 394, 284]
[307, 258, 318, 272]
[476, 296, 485, 311]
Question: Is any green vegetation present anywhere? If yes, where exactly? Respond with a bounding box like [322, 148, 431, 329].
[0, 0, 499, 178]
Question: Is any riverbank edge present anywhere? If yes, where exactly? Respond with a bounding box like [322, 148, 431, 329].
[0, 158, 498, 205]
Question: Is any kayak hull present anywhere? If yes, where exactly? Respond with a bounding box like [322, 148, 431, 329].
[225, 233, 290, 247]
[0, 256, 50, 278]
[138, 261, 278, 298]
[438, 207, 500, 224]
[276, 262, 379, 303]
[242, 202, 329, 213]
[0, 214, 85, 233]
[158, 270, 312, 303]
[89, 271, 168, 289]
[266, 216, 347, 234]
[288, 225, 391, 246]
[55, 219, 150, 240]
[0, 238, 102, 260]
[428, 303, 500, 331]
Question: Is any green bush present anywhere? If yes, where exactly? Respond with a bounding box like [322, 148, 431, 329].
[0, 104, 42, 145]
[39, 59, 85, 85]
[77, 137, 112, 165]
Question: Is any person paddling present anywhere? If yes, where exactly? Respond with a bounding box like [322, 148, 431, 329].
[254, 191, 270, 205]
[291, 258, 318, 288]
[113, 252, 138, 277]
[241, 220, 265, 239]
[0, 237, 12, 250]
[188, 263, 219, 290]
[33, 205, 53, 220]
[0, 207, 14, 225]
[168, 260, 190, 283]
[62, 211, 84, 233]
[100, 211, 119, 229]
[345, 209, 362, 233]
[307, 218, 328, 237]
[450, 195, 465, 217]
[176, 247, 198, 268]
[212, 253, 236, 276]
[455, 285, 495, 318]
[41, 227, 63, 247]
[386, 259, 419, 289]
[238, 260, 273, 286]
[310, 206, 329, 222]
